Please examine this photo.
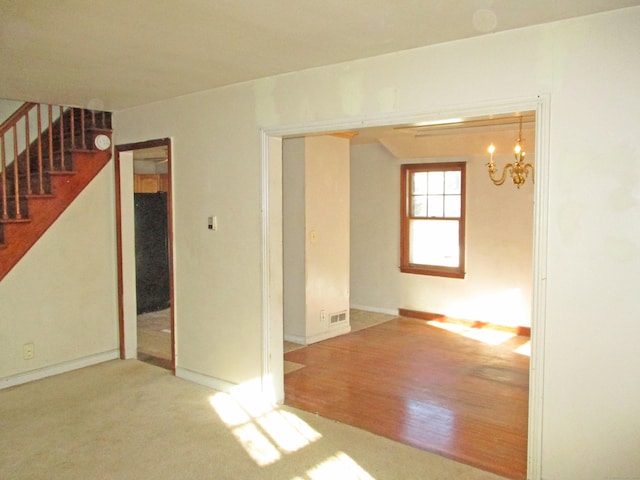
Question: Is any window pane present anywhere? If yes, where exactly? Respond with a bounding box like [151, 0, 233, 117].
[412, 172, 427, 194]
[427, 171, 444, 194]
[427, 195, 443, 217]
[412, 195, 426, 217]
[444, 171, 461, 194]
[409, 219, 459, 267]
[444, 195, 461, 217]
[401, 162, 465, 277]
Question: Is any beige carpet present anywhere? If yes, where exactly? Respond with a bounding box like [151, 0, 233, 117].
[0, 360, 508, 480]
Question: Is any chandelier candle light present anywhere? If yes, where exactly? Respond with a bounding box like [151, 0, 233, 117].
[487, 117, 534, 188]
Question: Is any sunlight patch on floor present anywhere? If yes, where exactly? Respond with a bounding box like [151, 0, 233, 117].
[209, 390, 376, 477]
[232, 422, 282, 466]
[404, 400, 454, 451]
[209, 391, 322, 467]
[513, 340, 531, 357]
[300, 452, 376, 480]
[427, 320, 516, 346]
[462, 327, 515, 346]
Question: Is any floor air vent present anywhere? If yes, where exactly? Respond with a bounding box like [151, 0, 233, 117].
[330, 311, 348, 324]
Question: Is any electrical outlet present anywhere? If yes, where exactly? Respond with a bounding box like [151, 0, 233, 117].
[23, 342, 35, 360]
[320, 310, 326, 322]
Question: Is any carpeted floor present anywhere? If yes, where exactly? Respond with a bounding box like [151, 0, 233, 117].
[0, 359, 508, 480]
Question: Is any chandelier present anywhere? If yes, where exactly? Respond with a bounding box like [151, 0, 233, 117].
[487, 117, 534, 188]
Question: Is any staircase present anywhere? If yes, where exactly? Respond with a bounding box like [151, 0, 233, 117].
[0, 102, 113, 281]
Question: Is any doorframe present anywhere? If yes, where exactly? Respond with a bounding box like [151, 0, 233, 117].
[260, 95, 550, 479]
[115, 138, 176, 372]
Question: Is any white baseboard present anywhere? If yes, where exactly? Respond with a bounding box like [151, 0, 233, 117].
[175, 367, 236, 393]
[284, 323, 351, 346]
[284, 333, 306, 344]
[305, 324, 351, 344]
[0, 349, 120, 390]
[350, 304, 399, 316]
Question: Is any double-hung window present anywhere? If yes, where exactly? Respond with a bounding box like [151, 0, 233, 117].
[400, 162, 466, 278]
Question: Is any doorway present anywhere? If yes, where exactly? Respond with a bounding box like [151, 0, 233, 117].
[115, 138, 176, 372]
[263, 97, 549, 479]
[281, 113, 534, 477]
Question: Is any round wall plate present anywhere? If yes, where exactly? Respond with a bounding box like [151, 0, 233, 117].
[94, 134, 111, 151]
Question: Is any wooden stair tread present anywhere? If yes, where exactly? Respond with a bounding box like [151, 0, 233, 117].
[0, 217, 32, 224]
[25, 194, 55, 199]
[68, 148, 101, 153]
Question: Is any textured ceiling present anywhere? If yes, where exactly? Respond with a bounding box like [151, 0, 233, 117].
[1, 0, 638, 111]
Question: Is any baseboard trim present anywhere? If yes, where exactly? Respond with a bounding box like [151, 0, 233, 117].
[350, 304, 399, 316]
[399, 308, 531, 337]
[305, 324, 351, 344]
[284, 323, 352, 346]
[0, 349, 120, 390]
[175, 367, 236, 393]
[284, 334, 306, 345]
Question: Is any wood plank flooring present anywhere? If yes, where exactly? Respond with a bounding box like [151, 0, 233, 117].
[284, 315, 529, 480]
[137, 308, 172, 370]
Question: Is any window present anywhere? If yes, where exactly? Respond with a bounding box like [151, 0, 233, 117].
[400, 162, 466, 278]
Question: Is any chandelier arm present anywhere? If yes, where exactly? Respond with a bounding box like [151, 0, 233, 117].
[525, 163, 535, 182]
[488, 163, 513, 186]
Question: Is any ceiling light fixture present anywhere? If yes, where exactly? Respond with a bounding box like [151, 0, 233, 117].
[487, 117, 533, 188]
[400, 118, 464, 128]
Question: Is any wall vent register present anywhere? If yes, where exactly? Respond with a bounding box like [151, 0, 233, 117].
[330, 311, 348, 324]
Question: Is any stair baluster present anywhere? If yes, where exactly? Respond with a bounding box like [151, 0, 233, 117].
[81, 109, 86, 149]
[36, 104, 44, 195]
[12, 125, 22, 219]
[47, 105, 54, 172]
[1, 135, 7, 220]
[25, 110, 31, 196]
[58, 106, 64, 170]
[70, 107, 75, 150]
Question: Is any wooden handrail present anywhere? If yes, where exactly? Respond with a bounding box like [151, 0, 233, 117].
[0, 103, 37, 137]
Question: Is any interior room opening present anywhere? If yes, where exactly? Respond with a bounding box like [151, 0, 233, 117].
[115, 139, 176, 372]
[269, 104, 545, 480]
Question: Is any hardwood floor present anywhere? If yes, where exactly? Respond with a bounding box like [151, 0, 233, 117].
[284, 314, 529, 480]
[137, 308, 172, 370]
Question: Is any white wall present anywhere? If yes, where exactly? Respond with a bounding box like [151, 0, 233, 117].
[350, 144, 534, 327]
[283, 136, 351, 344]
[304, 136, 350, 342]
[115, 87, 266, 387]
[112, 8, 640, 479]
[0, 99, 24, 122]
[0, 166, 119, 383]
[283, 137, 306, 339]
